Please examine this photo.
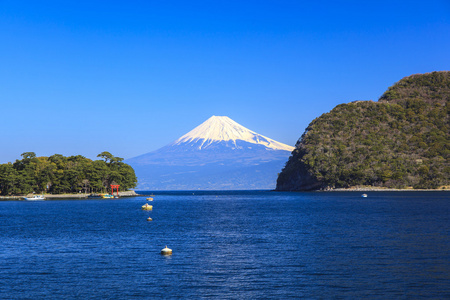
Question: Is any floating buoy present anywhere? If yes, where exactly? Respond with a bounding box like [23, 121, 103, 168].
[361, 193, 368, 198]
[146, 197, 153, 201]
[161, 245, 172, 255]
[141, 203, 153, 210]
[147, 217, 153, 221]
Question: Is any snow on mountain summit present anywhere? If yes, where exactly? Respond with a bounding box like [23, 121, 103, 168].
[172, 116, 294, 151]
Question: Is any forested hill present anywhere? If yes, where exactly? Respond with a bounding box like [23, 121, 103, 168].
[0, 152, 137, 195]
[276, 71, 450, 191]
[379, 71, 450, 105]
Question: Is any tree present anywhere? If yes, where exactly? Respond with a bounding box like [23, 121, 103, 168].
[97, 151, 114, 163]
[21, 152, 36, 160]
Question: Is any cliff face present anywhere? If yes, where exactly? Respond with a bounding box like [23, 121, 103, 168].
[276, 71, 450, 191]
[276, 147, 321, 191]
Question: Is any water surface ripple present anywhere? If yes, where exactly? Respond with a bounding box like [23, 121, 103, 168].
[0, 191, 449, 299]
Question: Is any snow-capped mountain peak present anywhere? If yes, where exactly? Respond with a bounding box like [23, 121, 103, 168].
[172, 115, 294, 151]
[126, 115, 295, 190]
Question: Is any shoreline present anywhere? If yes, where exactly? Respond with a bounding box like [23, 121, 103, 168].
[0, 190, 139, 200]
[322, 188, 449, 192]
[1, 189, 448, 200]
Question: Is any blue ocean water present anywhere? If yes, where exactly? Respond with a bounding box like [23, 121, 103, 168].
[0, 191, 449, 299]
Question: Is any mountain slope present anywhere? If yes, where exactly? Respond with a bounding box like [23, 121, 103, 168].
[276, 71, 450, 191]
[127, 116, 294, 190]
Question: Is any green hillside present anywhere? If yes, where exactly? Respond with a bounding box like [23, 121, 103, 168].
[276, 71, 450, 191]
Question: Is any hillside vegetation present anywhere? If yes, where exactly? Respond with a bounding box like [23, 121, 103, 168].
[276, 71, 449, 190]
[0, 152, 137, 195]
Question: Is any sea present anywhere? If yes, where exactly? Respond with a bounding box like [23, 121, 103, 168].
[0, 191, 449, 299]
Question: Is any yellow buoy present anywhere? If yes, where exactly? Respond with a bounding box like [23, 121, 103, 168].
[141, 203, 153, 210]
[146, 197, 153, 201]
[161, 245, 172, 255]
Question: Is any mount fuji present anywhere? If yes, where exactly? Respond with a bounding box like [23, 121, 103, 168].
[126, 116, 294, 190]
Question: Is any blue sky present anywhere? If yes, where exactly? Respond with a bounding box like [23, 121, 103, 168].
[1, 0, 449, 163]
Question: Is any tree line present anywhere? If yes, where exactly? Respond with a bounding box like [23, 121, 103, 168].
[0, 151, 137, 195]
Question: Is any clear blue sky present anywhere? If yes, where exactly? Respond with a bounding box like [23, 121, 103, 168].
[1, 0, 449, 163]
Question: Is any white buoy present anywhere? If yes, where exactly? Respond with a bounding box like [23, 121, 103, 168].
[361, 193, 368, 198]
[147, 217, 153, 221]
[161, 245, 172, 255]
